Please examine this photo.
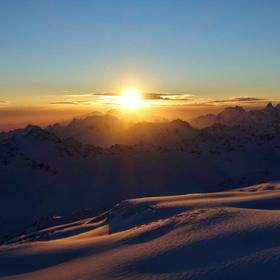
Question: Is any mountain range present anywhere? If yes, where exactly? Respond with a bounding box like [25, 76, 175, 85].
[1, 103, 280, 243]
[190, 102, 280, 128]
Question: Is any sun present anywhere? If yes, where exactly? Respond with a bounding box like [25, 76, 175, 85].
[120, 88, 141, 109]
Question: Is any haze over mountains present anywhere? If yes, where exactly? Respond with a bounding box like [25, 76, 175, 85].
[1, 103, 280, 279]
[1, 103, 280, 244]
[46, 111, 198, 147]
[45, 102, 280, 146]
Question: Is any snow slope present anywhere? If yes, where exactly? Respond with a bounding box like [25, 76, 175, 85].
[1, 182, 280, 280]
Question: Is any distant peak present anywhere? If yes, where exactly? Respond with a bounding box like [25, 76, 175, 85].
[26, 126, 46, 135]
[218, 106, 246, 118]
[170, 119, 189, 126]
[265, 102, 274, 109]
[24, 125, 58, 142]
[26, 124, 40, 129]
[24, 124, 43, 134]
[48, 123, 61, 129]
[106, 108, 120, 116]
[224, 106, 246, 112]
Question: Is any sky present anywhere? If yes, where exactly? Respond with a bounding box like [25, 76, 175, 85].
[0, 0, 280, 128]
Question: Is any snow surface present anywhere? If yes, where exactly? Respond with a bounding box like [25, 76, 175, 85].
[1, 182, 280, 279]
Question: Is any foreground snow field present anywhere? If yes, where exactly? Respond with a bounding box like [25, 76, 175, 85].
[1, 182, 280, 280]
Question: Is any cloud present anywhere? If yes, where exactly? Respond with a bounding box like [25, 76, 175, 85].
[91, 92, 196, 101]
[56, 91, 272, 106]
[230, 97, 266, 102]
[142, 93, 165, 100]
[50, 93, 270, 108]
[139, 93, 193, 100]
[50, 101, 92, 105]
[209, 97, 267, 104]
[57, 91, 198, 104]
[93, 92, 119, 96]
[162, 94, 196, 101]
[50, 101, 77, 105]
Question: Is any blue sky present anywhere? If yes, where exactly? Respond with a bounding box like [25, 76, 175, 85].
[0, 0, 280, 105]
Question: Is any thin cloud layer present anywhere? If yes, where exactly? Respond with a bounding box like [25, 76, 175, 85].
[210, 97, 267, 104]
[49, 91, 274, 108]
[50, 101, 92, 105]
[51, 101, 77, 105]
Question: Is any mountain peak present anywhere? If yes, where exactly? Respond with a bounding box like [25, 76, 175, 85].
[25, 125, 45, 134]
[25, 124, 41, 130]
[218, 106, 246, 119]
[170, 119, 191, 127]
[106, 108, 120, 116]
[265, 102, 274, 110]
[224, 106, 246, 113]
[24, 125, 59, 142]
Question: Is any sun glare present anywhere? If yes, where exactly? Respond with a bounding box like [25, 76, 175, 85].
[120, 88, 141, 109]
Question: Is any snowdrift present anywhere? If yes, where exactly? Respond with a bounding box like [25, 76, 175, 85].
[1, 182, 280, 280]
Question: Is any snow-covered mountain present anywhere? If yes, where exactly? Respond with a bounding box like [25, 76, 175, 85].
[2, 181, 280, 280]
[191, 102, 280, 129]
[45, 103, 280, 149]
[47, 114, 199, 147]
[1, 106, 280, 242]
